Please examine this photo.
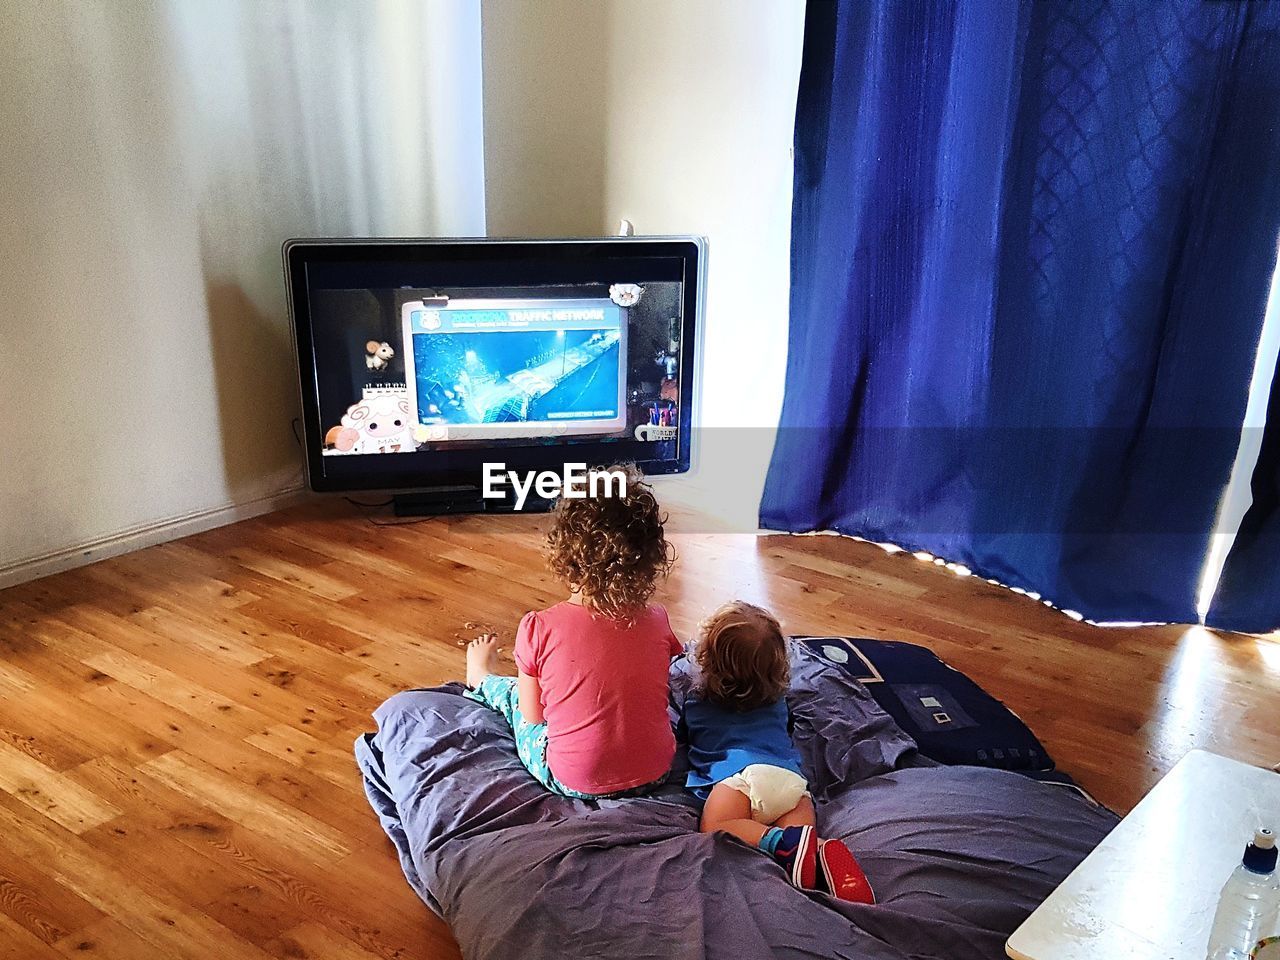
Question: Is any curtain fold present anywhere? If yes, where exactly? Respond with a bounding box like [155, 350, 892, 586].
[1209, 353, 1280, 632]
[762, 0, 1280, 625]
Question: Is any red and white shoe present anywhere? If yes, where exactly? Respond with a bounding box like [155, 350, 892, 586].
[817, 839, 875, 904]
[772, 824, 818, 890]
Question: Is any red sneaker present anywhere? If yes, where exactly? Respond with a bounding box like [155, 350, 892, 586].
[817, 839, 875, 904]
[772, 825, 818, 890]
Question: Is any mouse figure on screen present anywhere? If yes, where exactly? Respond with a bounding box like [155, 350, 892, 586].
[366, 340, 395, 371]
[610, 283, 644, 308]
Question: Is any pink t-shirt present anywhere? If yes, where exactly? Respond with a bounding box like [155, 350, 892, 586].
[514, 601, 682, 795]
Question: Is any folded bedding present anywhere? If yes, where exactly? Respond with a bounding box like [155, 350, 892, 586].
[797, 636, 1056, 773]
[356, 644, 1116, 960]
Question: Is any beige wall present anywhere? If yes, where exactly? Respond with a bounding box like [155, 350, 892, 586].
[481, 0, 611, 237]
[0, 0, 799, 584]
[0, 0, 485, 584]
[600, 0, 803, 430]
[482, 0, 805, 524]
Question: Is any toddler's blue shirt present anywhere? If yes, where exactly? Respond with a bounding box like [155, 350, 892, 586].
[680, 695, 804, 798]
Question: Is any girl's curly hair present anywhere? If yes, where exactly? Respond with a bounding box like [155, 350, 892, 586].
[694, 601, 789, 712]
[545, 464, 675, 621]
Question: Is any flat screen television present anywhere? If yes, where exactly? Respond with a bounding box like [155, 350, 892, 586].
[285, 237, 704, 512]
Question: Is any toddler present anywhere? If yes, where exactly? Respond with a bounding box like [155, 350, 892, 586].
[466, 466, 682, 799]
[680, 601, 875, 903]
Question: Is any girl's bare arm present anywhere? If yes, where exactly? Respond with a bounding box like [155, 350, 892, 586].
[518, 669, 545, 724]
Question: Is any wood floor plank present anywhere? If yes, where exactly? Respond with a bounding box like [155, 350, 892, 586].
[76, 614, 360, 741]
[0, 617, 114, 696]
[0, 498, 1276, 960]
[140, 752, 352, 864]
[0, 724, 80, 773]
[64, 757, 362, 950]
[81, 554, 261, 617]
[235, 601, 376, 655]
[170, 821, 451, 960]
[79, 649, 272, 740]
[52, 917, 175, 959]
[0, 842, 105, 945]
[199, 881, 312, 950]
[0, 682, 172, 773]
[265, 920, 389, 960]
[0, 742, 120, 835]
[76, 823, 247, 924]
[81, 808, 313, 950]
[0, 911, 63, 960]
[65, 755, 229, 836]
[0, 796, 276, 960]
[79, 681, 258, 763]
[243, 723, 370, 792]
[126, 605, 273, 668]
[204, 545, 360, 604]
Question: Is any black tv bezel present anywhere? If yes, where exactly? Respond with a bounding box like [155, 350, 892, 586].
[284, 237, 703, 493]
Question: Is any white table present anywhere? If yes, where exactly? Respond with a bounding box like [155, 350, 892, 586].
[1007, 749, 1280, 960]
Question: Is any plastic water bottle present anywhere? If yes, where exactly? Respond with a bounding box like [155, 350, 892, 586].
[1207, 828, 1279, 960]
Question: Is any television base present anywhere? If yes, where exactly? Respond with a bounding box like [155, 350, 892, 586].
[392, 487, 555, 517]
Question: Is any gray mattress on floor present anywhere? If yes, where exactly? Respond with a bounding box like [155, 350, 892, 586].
[355, 645, 1116, 959]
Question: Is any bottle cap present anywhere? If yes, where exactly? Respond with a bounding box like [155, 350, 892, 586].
[1243, 827, 1278, 874]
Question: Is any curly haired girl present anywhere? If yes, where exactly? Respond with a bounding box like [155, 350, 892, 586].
[464, 466, 681, 799]
[680, 601, 875, 903]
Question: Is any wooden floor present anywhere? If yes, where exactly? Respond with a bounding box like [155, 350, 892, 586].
[0, 500, 1277, 959]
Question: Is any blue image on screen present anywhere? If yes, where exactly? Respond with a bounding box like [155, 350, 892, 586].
[413, 329, 621, 424]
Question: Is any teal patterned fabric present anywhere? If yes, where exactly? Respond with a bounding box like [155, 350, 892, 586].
[466, 676, 666, 800]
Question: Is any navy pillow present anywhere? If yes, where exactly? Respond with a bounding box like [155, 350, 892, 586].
[797, 636, 1055, 773]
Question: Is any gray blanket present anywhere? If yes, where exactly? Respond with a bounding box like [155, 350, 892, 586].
[356, 646, 1116, 959]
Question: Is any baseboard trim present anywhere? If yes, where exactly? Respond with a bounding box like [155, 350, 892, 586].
[0, 485, 312, 591]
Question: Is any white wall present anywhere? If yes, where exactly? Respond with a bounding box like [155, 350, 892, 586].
[600, 0, 803, 430]
[482, 0, 805, 526]
[482, 0, 610, 237]
[0, 0, 485, 584]
[601, 1, 804, 528]
[0, 0, 799, 585]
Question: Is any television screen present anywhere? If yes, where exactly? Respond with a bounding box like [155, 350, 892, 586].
[286, 238, 701, 494]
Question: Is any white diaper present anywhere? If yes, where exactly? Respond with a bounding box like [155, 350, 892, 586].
[720, 764, 810, 824]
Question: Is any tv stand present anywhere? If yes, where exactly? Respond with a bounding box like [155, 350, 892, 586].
[392, 486, 555, 517]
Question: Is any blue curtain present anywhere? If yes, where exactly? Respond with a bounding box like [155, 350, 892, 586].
[1209, 361, 1280, 632]
[762, 0, 1280, 625]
